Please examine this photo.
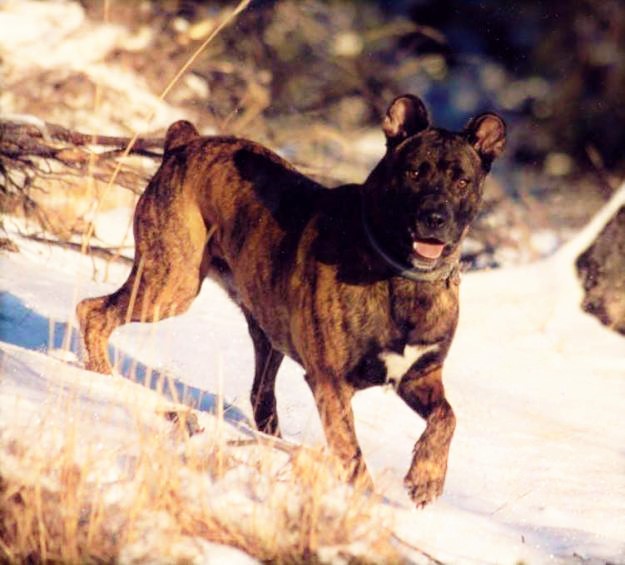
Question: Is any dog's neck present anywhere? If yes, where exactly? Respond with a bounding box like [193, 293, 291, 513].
[360, 198, 460, 285]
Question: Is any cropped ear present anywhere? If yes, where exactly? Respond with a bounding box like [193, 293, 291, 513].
[464, 113, 506, 167]
[383, 94, 430, 149]
[164, 120, 199, 152]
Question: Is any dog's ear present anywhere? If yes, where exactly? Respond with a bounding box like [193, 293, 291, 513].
[383, 94, 430, 149]
[464, 113, 506, 168]
[164, 120, 199, 153]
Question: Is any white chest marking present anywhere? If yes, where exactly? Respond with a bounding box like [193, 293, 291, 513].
[379, 344, 439, 388]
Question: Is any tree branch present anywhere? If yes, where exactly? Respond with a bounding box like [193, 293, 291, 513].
[0, 116, 165, 205]
[1, 118, 165, 154]
[0, 115, 167, 238]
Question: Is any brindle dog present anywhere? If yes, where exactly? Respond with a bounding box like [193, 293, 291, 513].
[77, 94, 505, 506]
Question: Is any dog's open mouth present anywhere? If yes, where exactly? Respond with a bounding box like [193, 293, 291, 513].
[411, 238, 445, 264]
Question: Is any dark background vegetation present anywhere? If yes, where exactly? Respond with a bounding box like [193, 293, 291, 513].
[135, 0, 625, 175]
[3, 0, 624, 266]
[402, 0, 625, 175]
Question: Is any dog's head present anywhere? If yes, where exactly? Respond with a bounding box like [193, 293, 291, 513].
[364, 94, 506, 273]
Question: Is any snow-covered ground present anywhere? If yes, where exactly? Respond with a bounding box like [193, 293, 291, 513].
[2, 0, 623, 561]
[1, 186, 624, 564]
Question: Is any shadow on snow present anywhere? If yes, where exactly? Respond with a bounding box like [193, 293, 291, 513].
[0, 291, 250, 427]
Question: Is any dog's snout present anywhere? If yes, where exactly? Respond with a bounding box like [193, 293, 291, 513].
[424, 209, 448, 229]
[419, 204, 451, 233]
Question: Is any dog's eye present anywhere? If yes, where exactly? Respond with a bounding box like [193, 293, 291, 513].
[457, 179, 470, 190]
[406, 169, 420, 180]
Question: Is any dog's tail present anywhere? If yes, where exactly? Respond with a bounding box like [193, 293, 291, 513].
[163, 120, 200, 152]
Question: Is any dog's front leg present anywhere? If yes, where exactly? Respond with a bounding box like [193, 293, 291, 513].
[397, 365, 456, 507]
[304, 372, 374, 491]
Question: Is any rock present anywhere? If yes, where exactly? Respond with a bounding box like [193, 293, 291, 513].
[576, 205, 625, 335]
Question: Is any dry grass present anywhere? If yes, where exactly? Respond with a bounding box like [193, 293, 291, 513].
[0, 392, 400, 564]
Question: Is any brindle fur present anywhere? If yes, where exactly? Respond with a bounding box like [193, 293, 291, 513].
[77, 95, 505, 506]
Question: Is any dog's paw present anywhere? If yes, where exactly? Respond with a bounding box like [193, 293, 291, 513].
[404, 474, 444, 508]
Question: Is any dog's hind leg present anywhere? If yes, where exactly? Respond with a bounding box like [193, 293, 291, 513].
[304, 372, 374, 490]
[244, 311, 284, 436]
[76, 264, 144, 375]
[397, 365, 456, 506]
[77, 194, 208, 374]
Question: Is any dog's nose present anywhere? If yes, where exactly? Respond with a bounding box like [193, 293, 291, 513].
[425, 210, 447, 229]
[420, 207, 450, 231]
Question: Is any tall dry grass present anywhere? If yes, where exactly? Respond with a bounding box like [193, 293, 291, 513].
[0, 390, 400, 563]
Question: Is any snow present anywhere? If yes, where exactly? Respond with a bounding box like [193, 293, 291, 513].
[3, 0, 622, 559]
[2, 186, 625, 562]
[0, 0, 190, 134]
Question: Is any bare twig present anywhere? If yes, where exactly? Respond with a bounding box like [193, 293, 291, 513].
[21, 234, 133, 265]
[586, 144, 619, 197]
[389, 532, 446, 565]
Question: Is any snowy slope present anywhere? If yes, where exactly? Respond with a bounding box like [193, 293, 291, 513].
[1, 186, 624, 563]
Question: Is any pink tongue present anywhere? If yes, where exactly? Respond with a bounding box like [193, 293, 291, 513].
[413, 240, 444, 260]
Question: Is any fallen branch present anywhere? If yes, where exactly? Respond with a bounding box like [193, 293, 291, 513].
[1, 117, 165, 155]
[0, 116, 166, 238]
[0, 116, 165, 196]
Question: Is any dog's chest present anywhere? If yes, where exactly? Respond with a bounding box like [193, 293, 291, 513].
[344, 282, 457, 389]
[379, 343, 440, 387]
[346, 340, 442, 389]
